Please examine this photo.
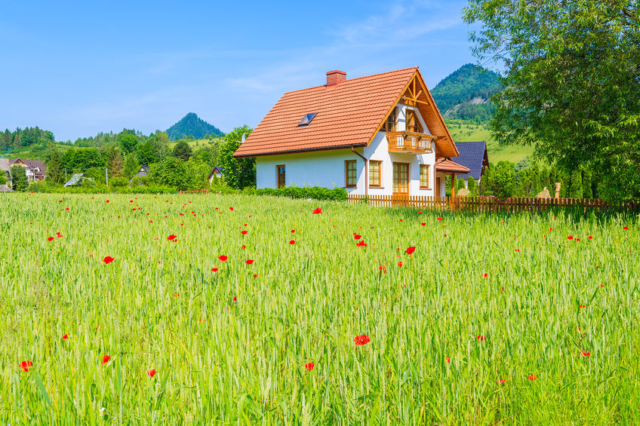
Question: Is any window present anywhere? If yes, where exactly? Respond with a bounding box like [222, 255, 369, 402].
[277, 165, 285, 188]
[298, 113, 317, 127]
[382, 107, 396, 132]
[345, 160, 357, 188]
[420, 164, 430, 188]
[369, 161, 382, 187]
[406, 109, 423, 133]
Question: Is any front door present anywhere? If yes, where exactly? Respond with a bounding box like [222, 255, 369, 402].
[393, 162, 409, 196]
[435, 177, 441, 199]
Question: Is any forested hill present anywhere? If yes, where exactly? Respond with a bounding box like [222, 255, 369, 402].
[431, 64, 502, 122]
[166, 113, 223, 141]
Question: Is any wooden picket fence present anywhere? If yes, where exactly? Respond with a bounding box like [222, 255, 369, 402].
[347, 194, 640, 213]
[179, 189, 209, 195]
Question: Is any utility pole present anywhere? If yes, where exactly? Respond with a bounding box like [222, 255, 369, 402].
[105, 167, 109, 187]
[65, 168, 67, 182]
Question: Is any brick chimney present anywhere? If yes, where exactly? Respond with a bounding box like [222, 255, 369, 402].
[326, 70, 346, 86]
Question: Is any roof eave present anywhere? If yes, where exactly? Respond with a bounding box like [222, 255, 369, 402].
[233, 143, 368, 159]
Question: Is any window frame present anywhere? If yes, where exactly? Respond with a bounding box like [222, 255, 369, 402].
[369, 160, 382, 188]
[382, 107, 397, 132]
[345, 160, 358, 188]
[406, 109, 424, 134]
[419, 164, 430, 189]
[276, 165, 286, 189]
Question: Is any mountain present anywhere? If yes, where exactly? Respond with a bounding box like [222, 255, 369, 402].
[166, 113, 224, 141]
[431, 64, 502, 121]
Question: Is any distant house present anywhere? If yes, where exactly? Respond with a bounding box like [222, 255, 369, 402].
[233, 68, 469, 198]
[64, 173, 93, 187]
[133, 165, 150, 179]
[9, 158, 47, 181]
[451, 141, 489, 187]
[207, 166, 224, 183]
[0, 158, 11, 184]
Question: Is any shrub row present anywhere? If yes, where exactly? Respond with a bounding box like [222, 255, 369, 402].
[243, 186, 348, 201]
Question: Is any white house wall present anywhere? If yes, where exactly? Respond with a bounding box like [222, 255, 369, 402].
[255, 103, 439, 196]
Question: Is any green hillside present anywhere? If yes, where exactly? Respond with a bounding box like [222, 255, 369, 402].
[432, 64, 502, 122]
[446, 119, 534, 164]
[166, 113, 224, 141]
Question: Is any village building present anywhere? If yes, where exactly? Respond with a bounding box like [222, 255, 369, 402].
[233, 67, 469, 197]
[207, 166, 224, 183]
[453, 141, 489, 188]
[9, 158, 47, 181]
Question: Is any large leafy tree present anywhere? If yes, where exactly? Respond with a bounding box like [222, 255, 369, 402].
[10, 166, 28, 192]
[464, 1, 640, 200]
[137, 141, 158, 165]
[218, 125, 254, 189]
[149, 157, 199, 190]
[119, 134, 139, 154]
[122, 154, 140, 179]
[172, 141, 193, 161]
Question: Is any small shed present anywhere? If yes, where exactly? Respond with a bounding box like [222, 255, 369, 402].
[207, 166, 224, 183]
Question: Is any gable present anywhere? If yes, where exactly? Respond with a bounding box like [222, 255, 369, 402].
[452, 142, 488, 180]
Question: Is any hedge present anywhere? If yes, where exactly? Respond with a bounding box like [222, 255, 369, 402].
[243, 186, 348, 201]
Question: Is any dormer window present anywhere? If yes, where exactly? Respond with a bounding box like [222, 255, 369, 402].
[298, 113, 317, 127]
[382, 107, 396, 132]
[406, 109, 423, 133]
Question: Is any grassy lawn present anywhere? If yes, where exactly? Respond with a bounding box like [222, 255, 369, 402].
[1, 193, 638, 424]
[446, 119, 535, 164]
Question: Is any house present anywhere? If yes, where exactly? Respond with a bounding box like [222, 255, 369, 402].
[0, 158, 11, 184]
[133, 165, 150, 179]
[207, 166, 224, 183]
[9, 158, 47, 181]
[64, 173, 93, 187]
[452, 141, 489, 187]
[233, 68, 469, 198]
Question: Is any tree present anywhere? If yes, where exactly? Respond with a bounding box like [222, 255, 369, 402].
[122, 154, 140, 179]
[464, 1, 640, 200]
[137, 141, 157, 165]
[487, 162, 515, 198]
[468, 176, 477, 192]
[151, 131, 171, 161]
[10, 166, 28, 192]
[149, 157, 199, 190]
[46, 149, 65, 184]
[105, 146, 124, 178]
[119, 134, 139, 154]
[218, 125, 255, 189]
[172, 141, 193, 161]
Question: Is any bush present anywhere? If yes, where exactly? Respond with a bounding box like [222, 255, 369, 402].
[131, 176, 148, 187]
[110, 177, 129, 188]
[244, 186, 348, 201]
[468, 176, 477, 192]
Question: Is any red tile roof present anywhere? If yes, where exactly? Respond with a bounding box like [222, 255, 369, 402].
[435, 157, 471, 174]
[234, 67, 459, 158]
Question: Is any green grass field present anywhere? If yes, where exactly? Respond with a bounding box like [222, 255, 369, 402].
[446, 119, 535, 164]
[1, 193, 638, 424]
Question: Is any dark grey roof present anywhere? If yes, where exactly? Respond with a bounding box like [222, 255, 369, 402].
[452, 141, 488, 180]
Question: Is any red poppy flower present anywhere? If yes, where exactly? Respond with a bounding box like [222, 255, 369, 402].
[211, 267, 219, 272]
[218, 255, 228, 262]
[483, 273, 488, 278]
[241, 230, 248, 235]
[418, 211, 423, 214]
[291, 230, 295, 233]
[421, 223, 426, 226]
[528, 374, 538, 381]
[229, 207, 234, 211]
[356, 240, 367, 247]
[406, 246, 416, 255]
[588, 236, 593, 239]
[241, 245, 246, 249]
[567, 236, 573, 240]
[62, 334, 68, 340]
[354, 335, 370, 345]
[515, 249, 520, 252]
[477, 335, 485, 341]
[379, 265, 386, 273]
[437, 217, 443, 221]
[246, 259, 254, 265]
[312, 208, 322, 214]
[445, 357, 451, 363]
[65, 207, 69, 211]
[305, 362, 315, 371]
[289, 240, 295, 245]
[167, 235, 177, 241]
[581, 351, 591, 357]
[579, 304, 585, 308]
[497, 379, 506, 384]
[549, 227, 553, 231]
[233, 296, 237, 301]
[623, 226, 629, 230]
[353, 234, 362, 240]
[19, 360, 33, 372]
[147, 369, 156, 377]
[101, 355, 111, 365]
[47, 236, 54, 242]
[253, 274, 258, 278]
[103, 256, 115, 264]
[398, 262, 403, 267]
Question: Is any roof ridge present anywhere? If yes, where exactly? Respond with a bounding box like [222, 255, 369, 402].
[282, 66, 418, 95]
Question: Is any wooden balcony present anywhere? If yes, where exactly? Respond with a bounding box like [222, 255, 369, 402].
[387, 131, 435, 154]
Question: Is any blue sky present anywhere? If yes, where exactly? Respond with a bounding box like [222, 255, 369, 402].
[0, 0, 476, 141]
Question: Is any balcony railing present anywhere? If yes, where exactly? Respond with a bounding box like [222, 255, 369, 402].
[387, 131, 435, 154]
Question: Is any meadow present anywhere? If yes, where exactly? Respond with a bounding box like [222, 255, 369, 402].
[0, 193, 638, 424]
